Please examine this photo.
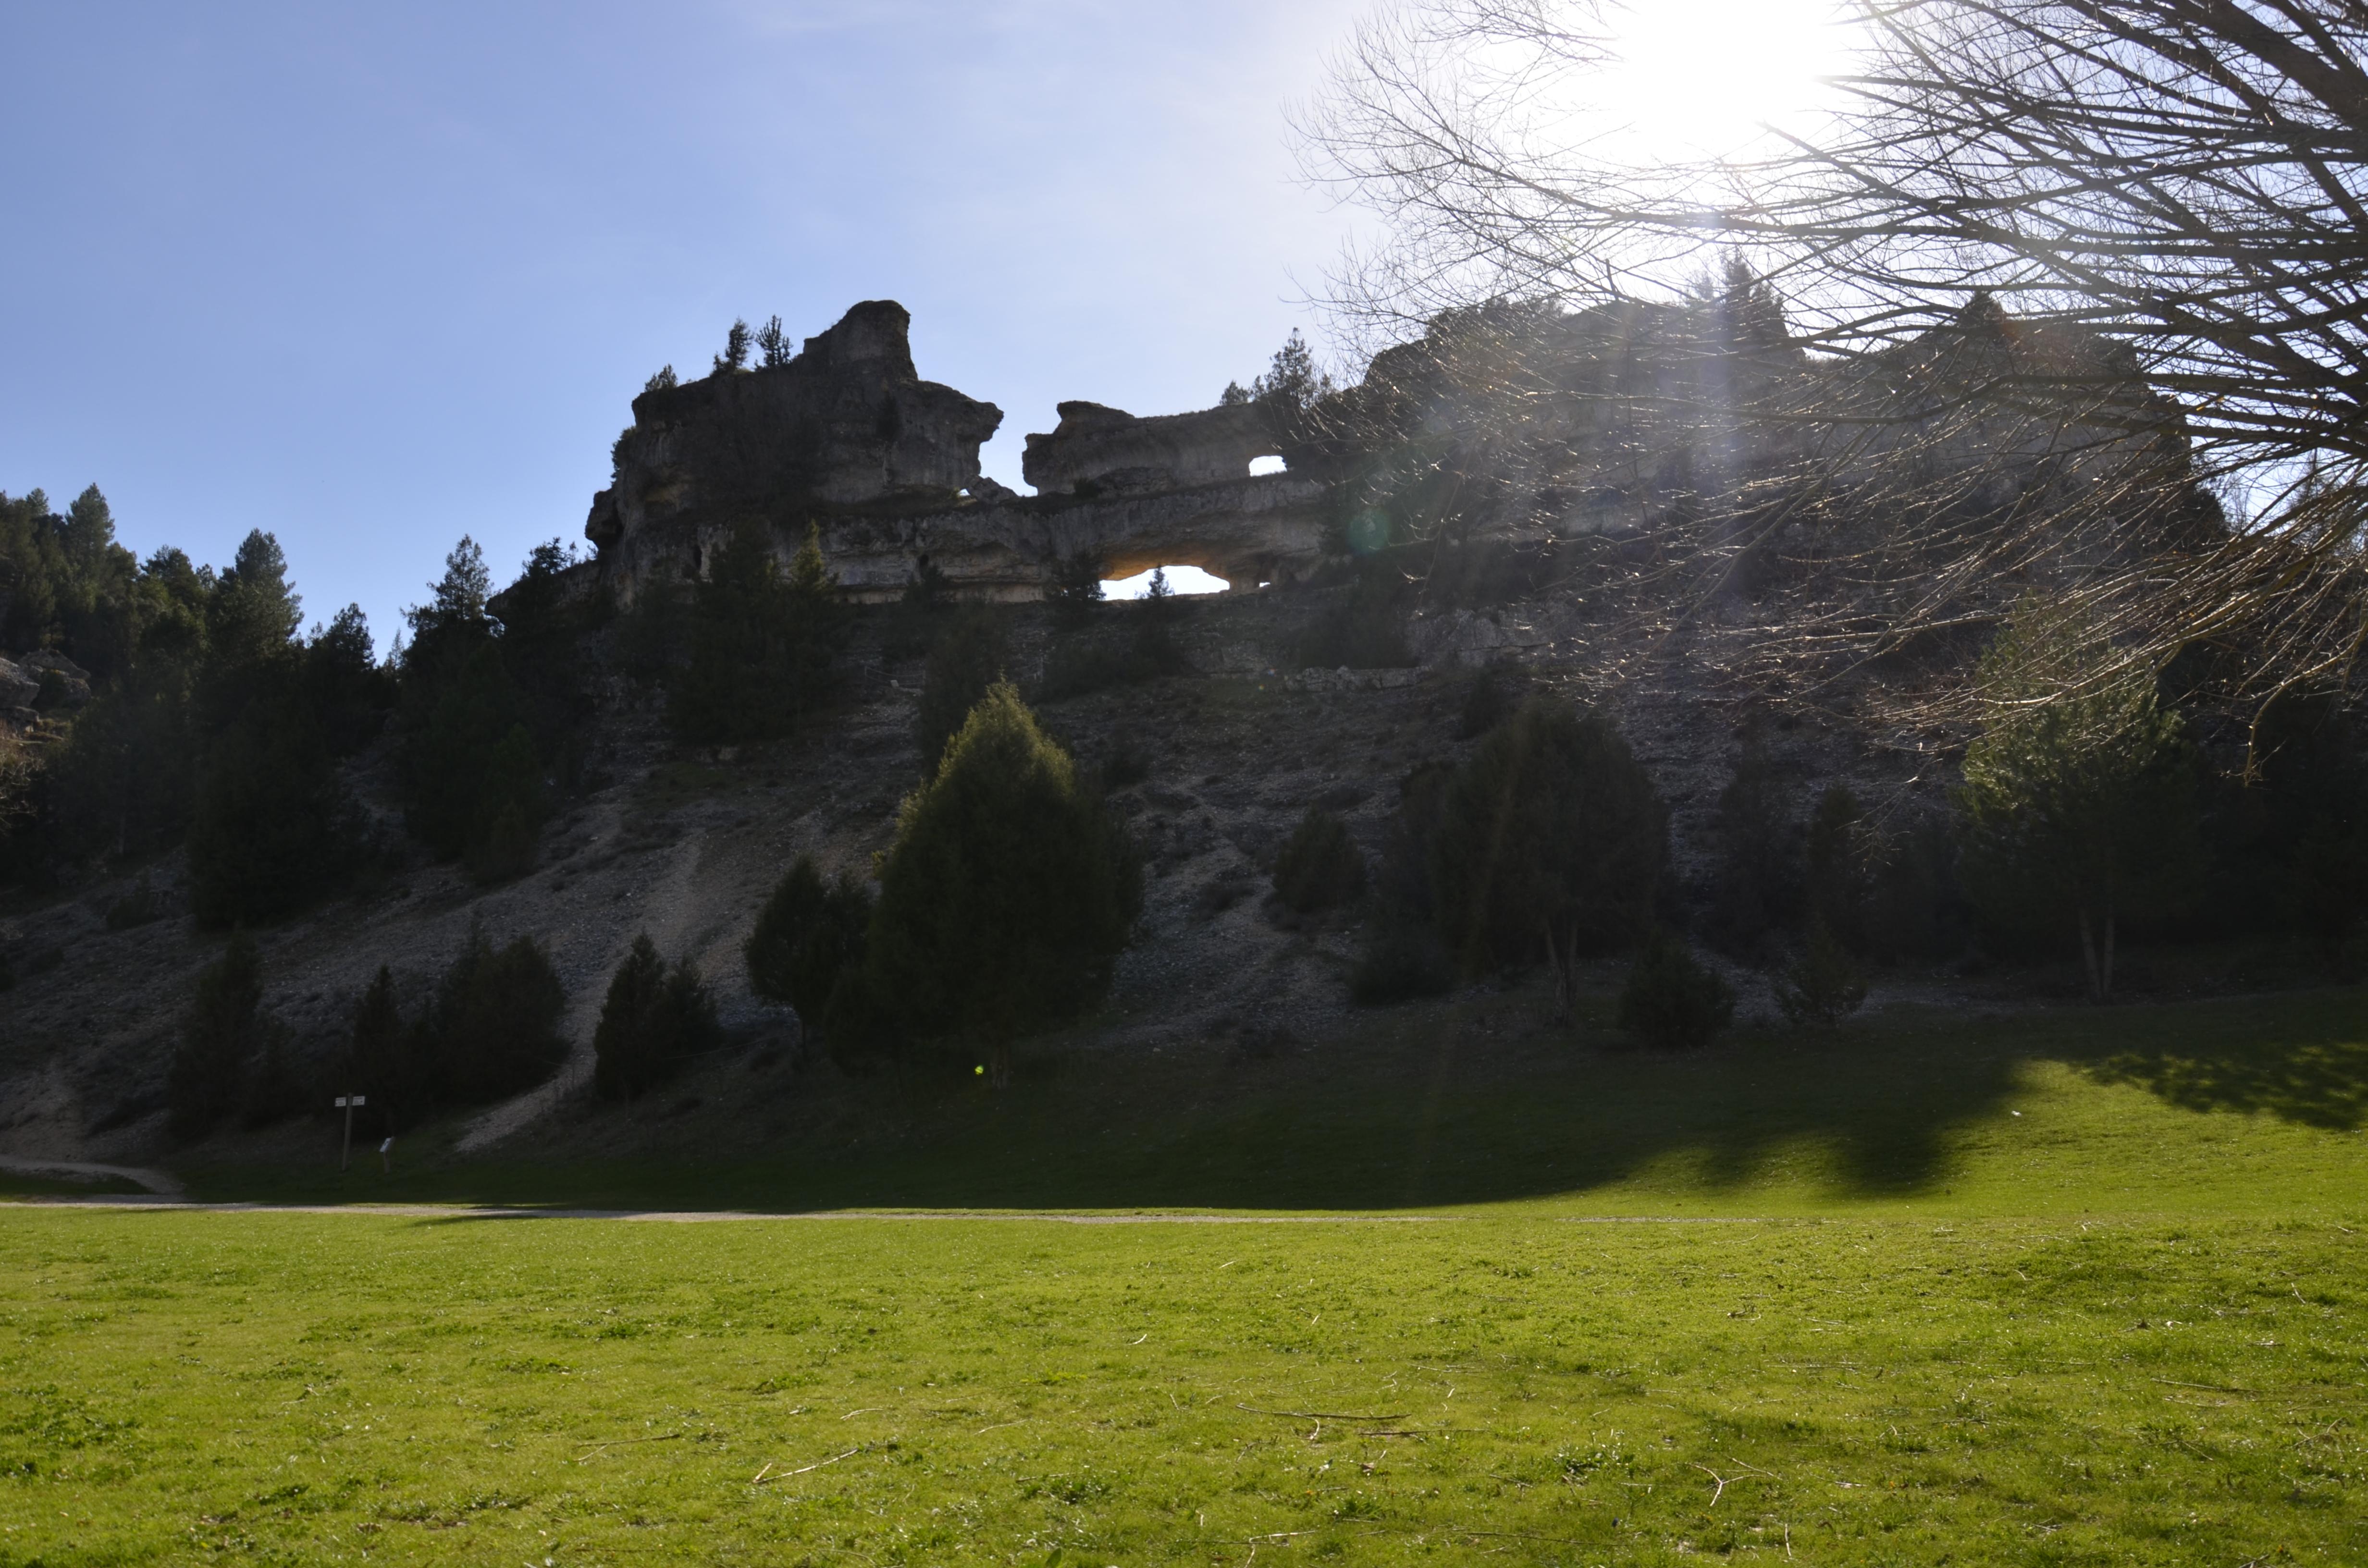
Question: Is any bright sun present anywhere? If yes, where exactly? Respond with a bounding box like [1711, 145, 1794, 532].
[1588, 0, 1855, 159]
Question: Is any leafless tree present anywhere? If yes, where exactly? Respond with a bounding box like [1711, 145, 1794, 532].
[1300, 0, 2368, 727]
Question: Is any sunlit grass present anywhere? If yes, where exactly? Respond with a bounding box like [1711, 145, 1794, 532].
[7, 986, 2364, 1562]
[0, 1208, 2359, 1566]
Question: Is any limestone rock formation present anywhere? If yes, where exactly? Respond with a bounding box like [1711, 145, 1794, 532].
[584, 301, 1336, 605]
[0, 656, 38, 728]
[19, 650, 91, 708]
[588, 300, 1004, 605]
[1022, 400, 1278, 495]
[580, 293, 2191, 614]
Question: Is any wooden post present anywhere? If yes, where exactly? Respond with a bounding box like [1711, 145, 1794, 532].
[334, 1095, 366, 1171]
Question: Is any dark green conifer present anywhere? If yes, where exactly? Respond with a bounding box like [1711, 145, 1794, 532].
[594, 935, 721, 1101]
[167, 931, 265, 1139]
[866, 681, 1138, 1084]
[421, 925, 567, 1105]
[914, 609, 1007, 774]
[1617, 937, 1735, 1050]
[1272, 808, 1366, 912]
[745, 855, 872, 1038]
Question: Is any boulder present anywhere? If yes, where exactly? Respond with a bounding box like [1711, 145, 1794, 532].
[1022, 400, 1278, 495]
[19, 650, 91, 707]
[0, 657, 38, 713]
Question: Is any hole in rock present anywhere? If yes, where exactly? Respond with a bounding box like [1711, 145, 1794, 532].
[1101, 565, 1230, 599]
[1247, 454, 1287, 477]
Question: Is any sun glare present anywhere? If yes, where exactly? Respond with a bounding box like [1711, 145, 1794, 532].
[1590, 0, 1854, 159]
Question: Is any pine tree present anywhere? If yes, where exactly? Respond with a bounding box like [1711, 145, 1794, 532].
[1272, 808, 1366, 912]
[594, 936, 721, 1101]
[1427, 696, 1667, 1021]
[185, 699, 359, 926]
[715, 318, 752, 374]
[756, 315, 793, 368]
[865, 681, 1138, 1085]
[421, 926, 567, 1105]
[1803, 785, 1875, 952]
[398, 537, 544, 864]
[167, 931, 265, 1140]
[346, 964, 422, 1133]
[671, 521, 842, 745]
[1247, 330, 1335, 410]
[914, 610, 1006, 774]
[1047, 551, 1107, 628]
[1957, 598, 2201, 999]
[745, 855, 872, 1046]
[465, 723, 546, 885]
[1705, 741, 1802, 959]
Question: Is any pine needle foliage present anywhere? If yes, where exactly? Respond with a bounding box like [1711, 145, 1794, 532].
[1272, 807, 1366, 912]
[167, 931, 266, 1140]
[1776, 922, 1870, 1029]
[1617, 937, 1735, 1050]
[1429, 695, 1666, 976]
[593, 935, 722, 1102]
[744, 855, 873, 1043]
[866, 681, 1138, 1082]
[1957, 598, 2201, 998]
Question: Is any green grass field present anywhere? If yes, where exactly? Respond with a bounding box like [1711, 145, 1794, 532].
[4, 988, 2365, 1565]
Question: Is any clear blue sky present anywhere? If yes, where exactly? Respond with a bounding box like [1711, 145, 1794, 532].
[0, 1, 1369, 647]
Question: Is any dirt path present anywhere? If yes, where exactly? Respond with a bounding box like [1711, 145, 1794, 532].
[0, 1199, 1460, 1223]
[451, 811, 720, 1158]
[0, 1156, 186, 1197]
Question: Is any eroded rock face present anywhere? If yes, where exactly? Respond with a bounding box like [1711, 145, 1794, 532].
[815, 471, 1332, 601]
[584, 294, 2189, 610]
[587, 302, 1334, 604]
[589, 301, 1005, 604]
[1021, 400, 1279, 496]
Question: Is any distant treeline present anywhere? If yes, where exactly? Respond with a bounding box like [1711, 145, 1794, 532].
[0, 490, 866, 927]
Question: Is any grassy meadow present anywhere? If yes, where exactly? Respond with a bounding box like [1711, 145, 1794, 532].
[3, 986, 2366, 1565]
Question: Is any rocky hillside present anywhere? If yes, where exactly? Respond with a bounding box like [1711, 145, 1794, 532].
[0, 563, 1950, 1179]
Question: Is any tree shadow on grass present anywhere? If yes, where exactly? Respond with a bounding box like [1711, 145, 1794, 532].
[216, 986, 2368, 1215]
[2071, 1002, 2368, 1131]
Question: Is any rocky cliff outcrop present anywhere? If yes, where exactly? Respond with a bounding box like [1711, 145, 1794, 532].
[1022, 400, 1279, 495]
[588, 300, 1006, 605]
[582, 294, 2195, 612]
[585, 301, 1336, 604]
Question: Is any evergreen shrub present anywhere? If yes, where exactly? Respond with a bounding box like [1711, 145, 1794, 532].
[1429, 696, 1665, 975]
[593, 935, 722, 1101]
[1349, 915, 1455, 1004]
[915, 610, 1007, 773]
[1617, 938, 1735, 1050]
[744, 855, 873, 1044]
[1776, 922, 1869, 1029]
[167, 931, 266, 1140]
[865, 680, 1138, 1083]
[1272, 807, 1366, 912]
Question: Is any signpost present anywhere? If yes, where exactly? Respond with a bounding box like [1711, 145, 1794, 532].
[334, 1095, 366, 1171]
